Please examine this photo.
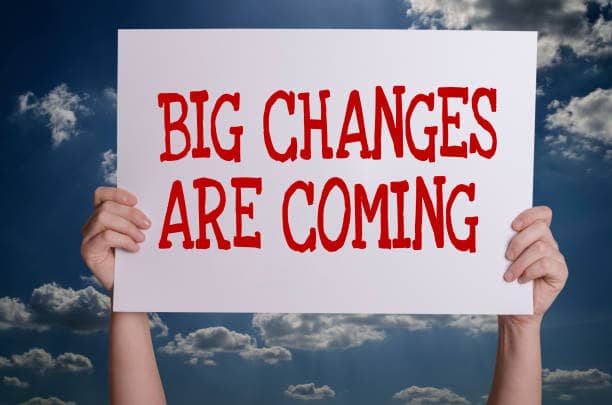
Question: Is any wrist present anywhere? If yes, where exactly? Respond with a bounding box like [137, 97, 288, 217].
[498, 314, 542, 334]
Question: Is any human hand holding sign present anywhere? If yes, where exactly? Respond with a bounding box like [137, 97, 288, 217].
[503, 205, 568, 324]
[81, 187, 165, 405]
[489, 206, 569, 405]
[81, 187, 151, 291]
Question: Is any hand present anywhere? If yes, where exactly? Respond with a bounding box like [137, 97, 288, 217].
[499, 206, 568, 328]
[80, 187, 151, 291]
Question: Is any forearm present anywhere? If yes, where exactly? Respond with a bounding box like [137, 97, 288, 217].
[109, 310, 166, 405]
[488, 316, 542, 405]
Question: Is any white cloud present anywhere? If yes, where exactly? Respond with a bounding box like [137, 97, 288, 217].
[19, 397, 76, 405]
[239, 346, 292, 364]
[0, 297, 38, 331]
[0, 356, 12, 367]
[252, 313, 496, 351]
[285, 383, 336, 401]
[542, 368, 612, 390]
[404, 0, 612, 68]
[546, 88, 612, 145]
[2, 376, 29, 388]
[0, 348, 92, 373]
[55, 352, 93, 372]
[26, 283, 110, 333]
[103, 87, 117, 107]
[160, 326, 292, 366]
[8, 348, 55, 371]
[443, 315, 498, 334]
[604, 150, 612, 162]
[544, 88, 612, 161]
[149, 313, 169, 338]
[100, 149, 117, 185]
[393, 385, 470, 404]
[79, 275, 102, 288]
[559, 393, 576, 401]
[160, 326, 254, 362]
[0, 283, 167, 337]
[17, 83, 90, 146]
[252, 313, 432, 351]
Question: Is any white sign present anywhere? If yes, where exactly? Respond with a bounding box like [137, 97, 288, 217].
[114, 29, 536, 314]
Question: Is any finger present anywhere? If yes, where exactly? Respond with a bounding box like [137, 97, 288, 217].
[506, 219, 558, 260]
[94, 186, 137, 208]
[82, 210, 145, 244]
[81, 201, 150, 238]
[517, 256, 568, 285]
[83, 230, 140, 261]
[504, 240, 562, 282]
[97, 200, 150, 229]
[511, 206, 553, 231]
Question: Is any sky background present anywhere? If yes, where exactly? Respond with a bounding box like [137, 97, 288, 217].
[1, 1, 611, 404]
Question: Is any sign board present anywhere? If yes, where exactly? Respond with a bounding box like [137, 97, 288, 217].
[115, 29, 536, 314]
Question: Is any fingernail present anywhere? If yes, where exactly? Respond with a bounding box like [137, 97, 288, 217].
[504, 270, 513, 282]
[137, 231, 145, 242]
[505, 248, 514, 260]
[518, 277, 526, 284]
[141, 218, 151, 228]
[512, 219, 522, 229]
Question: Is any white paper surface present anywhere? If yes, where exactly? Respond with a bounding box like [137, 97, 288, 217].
[115, 29, 536, 314]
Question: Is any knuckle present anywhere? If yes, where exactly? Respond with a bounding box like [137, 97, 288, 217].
[540, 256, 554, 270]
[533, 240, 548, 253]
[100, 200, 114, 212]
[128, 207, 141, 223]
[97, 210, 109, 223]
[101, 230, 114, 243]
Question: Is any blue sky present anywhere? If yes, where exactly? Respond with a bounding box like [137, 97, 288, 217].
[1, 1, 611, 404]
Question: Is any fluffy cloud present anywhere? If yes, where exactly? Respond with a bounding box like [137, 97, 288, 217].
[0, 348, 92, 373]
[443, 315, 498, 334]
[404, 0, 612, 68]
[2, 376, 29, 388]
[252, 313, 497, 351]
[239, 346, 292, 364]
[559, 393, 576, 401]
[100, 149, 117, 185]
[0, 356, 11, 367]
[542, 368, 612, 390]
[546, 88, 612, 145]
[160, 326, 253, 362]
[17, 83, 90, 146]
[0, 283, 167, 337]
[544, 88, 612, 161]
[160, 326, 291, 366]
[19, 397, 76, 405]
[0, 297, 38, 331]
[55, 352, 93, 372]
[285, 383, 336, 400]
[27, 283, 110, 333]
[149, 312, 169, 338]
[393, 385, 470, 404]
[252, 313, 431, 351]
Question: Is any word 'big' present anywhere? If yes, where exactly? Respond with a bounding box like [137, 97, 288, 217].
[158, 176, 478, 253]
[157, 86, 498, 163]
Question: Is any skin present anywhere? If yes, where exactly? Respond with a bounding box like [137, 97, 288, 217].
[81, 187, 568, 405]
